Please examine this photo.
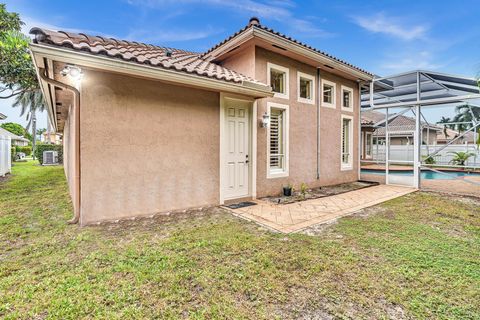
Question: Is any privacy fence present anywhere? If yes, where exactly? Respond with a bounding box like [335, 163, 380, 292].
[0, 135, 11, 176]
[368, 144, 480, 167]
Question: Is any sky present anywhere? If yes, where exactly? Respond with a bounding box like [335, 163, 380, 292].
[1, 0, 479, 128]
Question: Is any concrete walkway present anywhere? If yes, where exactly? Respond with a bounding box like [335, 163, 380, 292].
[226, 185, 416, 233]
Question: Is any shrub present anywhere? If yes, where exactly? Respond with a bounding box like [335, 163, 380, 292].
[18, 146, 32, 156]
[10, 147, 16, 162]
[34, 144, 63, 165]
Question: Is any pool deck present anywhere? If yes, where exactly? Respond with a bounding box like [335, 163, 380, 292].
[225, 185, 416, 233]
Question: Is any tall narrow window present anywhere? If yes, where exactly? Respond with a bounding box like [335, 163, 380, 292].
[322, 79, 336, 108]
[341, 86, 353, 110]
[267, 102, 289, 178]
[341, 116, 353, 170]
[366, 132, 372, 157]
[297, 72, 315, 104]
[267, 63, 289, 99]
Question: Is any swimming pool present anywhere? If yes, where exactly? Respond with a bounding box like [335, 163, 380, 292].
[361, 169, 480, 180]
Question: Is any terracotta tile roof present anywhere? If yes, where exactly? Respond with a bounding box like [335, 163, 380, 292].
[437, 128, 475, 142]
[202, 20, 373, 77]
[375, 114, 442, 136]
[361, 110, 386, 125]
[30, 28, 265, 86]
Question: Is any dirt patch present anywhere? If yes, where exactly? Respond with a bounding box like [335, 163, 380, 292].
[262, 181, 378, 205]
[0, 173, 11, 185]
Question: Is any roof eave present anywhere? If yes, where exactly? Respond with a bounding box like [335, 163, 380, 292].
[204, 26, 373, 81]
[30, 43, 273, 99]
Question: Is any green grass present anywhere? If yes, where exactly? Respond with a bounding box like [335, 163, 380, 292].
[1, 161, 479, 319]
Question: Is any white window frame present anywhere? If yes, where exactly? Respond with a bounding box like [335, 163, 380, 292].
[297, 71, 315, 105]
[365, 132, 373, 157]
[321, 79, 336, 109]
[340, 114, 354, 171]
[341, 85, 354, 111]
[267, 102, 289, 178]
[267, 62, 289, 100]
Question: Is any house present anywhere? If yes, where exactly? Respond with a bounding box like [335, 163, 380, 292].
[437, 127, 477, 145]
[40, 131, 62, 145]
[0, 127, 30, 147]
[29, 17, 373, 225]
[361, 110, 441, 159]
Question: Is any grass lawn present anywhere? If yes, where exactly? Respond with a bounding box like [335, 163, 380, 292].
[1, 161, 479, 319]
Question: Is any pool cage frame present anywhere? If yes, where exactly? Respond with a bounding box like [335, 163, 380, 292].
[361, 70, 480, 188]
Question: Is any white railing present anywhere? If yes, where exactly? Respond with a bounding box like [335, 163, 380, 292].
[0, 135, 11, 176]
[370, 144, 480, 166]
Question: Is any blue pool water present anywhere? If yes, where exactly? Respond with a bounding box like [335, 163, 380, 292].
[361, 169, 480, 180]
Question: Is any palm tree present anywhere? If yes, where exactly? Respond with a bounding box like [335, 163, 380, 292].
[453, 104, 480, 132]
[438, 116, 453, 137]
[12, 89, 46, 159]
[448, 151, 475, 167]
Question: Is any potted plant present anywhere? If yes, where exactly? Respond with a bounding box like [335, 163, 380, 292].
[283, 183, 293, 197]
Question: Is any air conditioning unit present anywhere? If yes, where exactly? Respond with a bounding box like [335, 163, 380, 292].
[43, 151, 59, 165]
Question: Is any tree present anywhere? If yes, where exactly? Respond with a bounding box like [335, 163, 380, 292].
[452, 104, 480, 132]
[1, 122, 25, 136]
[449, 151, 475, 167]
[0, 4, 38, 99]
[12, 90, 46, 159]
[438, 116, 453, 137]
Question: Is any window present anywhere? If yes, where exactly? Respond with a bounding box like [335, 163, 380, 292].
[297, 72, 315, 104]
[341, 85, 353, 110]
[341, 115, 353, 170]
[322, 79, 336, 108]
[267, 102, 289, 178]
[267, 63, 289, 99]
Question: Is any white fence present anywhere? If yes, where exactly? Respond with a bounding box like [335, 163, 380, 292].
[0, 135, 12, 176]
[370, 144, 480, 167]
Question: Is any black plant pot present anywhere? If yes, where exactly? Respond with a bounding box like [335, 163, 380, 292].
[283, 187, 292, 197]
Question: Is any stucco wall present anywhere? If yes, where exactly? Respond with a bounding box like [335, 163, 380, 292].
[63, 103, 78, 211]
[79, 70, 220, 224]
[253, 47, 359, 197]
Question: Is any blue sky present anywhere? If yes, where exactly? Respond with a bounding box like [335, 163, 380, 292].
[1, 0, 479, 128]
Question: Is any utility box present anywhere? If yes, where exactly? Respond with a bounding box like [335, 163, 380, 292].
[43, 150, 59, 165]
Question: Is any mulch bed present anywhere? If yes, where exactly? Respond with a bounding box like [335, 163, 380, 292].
[262, 181, 378, 204]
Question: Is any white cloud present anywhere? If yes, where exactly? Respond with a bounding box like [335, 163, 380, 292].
[380, 51, 444, 73]
[126, 27, 222, 43]
[353, 12, 427, 41]
[125, 0, 332, 37]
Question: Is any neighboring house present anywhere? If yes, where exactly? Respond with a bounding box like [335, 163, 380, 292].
[30, 17, 373, 225]
[361, 110, 441, 159]
[437, 127, 477, 145]
[0, 127, 30, 146]
[40, 131, 62, 145]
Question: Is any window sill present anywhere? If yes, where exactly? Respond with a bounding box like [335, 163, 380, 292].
[341, 165, 353, 171]
[267, 170, 289, 179]
[273, 92, 289, 100]
[341, 106, 354, 112]
[322, 103, 336, 109]
[298, 97, 315, 105]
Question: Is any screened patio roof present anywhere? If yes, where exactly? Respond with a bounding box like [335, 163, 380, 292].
[361, 70, 480, 109]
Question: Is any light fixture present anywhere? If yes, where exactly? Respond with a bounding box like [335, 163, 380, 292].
[261, 112, 270, 128]
[60, 64, 83, 81]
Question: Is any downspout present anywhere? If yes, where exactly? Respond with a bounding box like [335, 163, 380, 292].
[316, 68, 321, 179]
[39, 67, 81, 224]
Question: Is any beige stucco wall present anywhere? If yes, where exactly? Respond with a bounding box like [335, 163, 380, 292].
[253, 47, 360, 197]
[79, 70, 220, 224]
[62, 103, 78, 212]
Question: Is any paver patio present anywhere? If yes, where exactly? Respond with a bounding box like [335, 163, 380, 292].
[226, 185, 416, 233]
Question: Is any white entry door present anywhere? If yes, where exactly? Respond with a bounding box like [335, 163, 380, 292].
[224, 100, 250, 200]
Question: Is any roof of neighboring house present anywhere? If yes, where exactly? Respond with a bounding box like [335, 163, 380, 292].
[0, 113, 6, 120]
[361, 110, 386, 125]
[361, 110, 442, 135]
[202, 18, 373, 78]
[0, 127, 29, 142]
[437, 128, 475, 142]
[30, 27, 265, 86]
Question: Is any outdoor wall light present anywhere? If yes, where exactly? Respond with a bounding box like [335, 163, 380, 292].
[60, 65, 83, 81]
[261, 112, 270, 128]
